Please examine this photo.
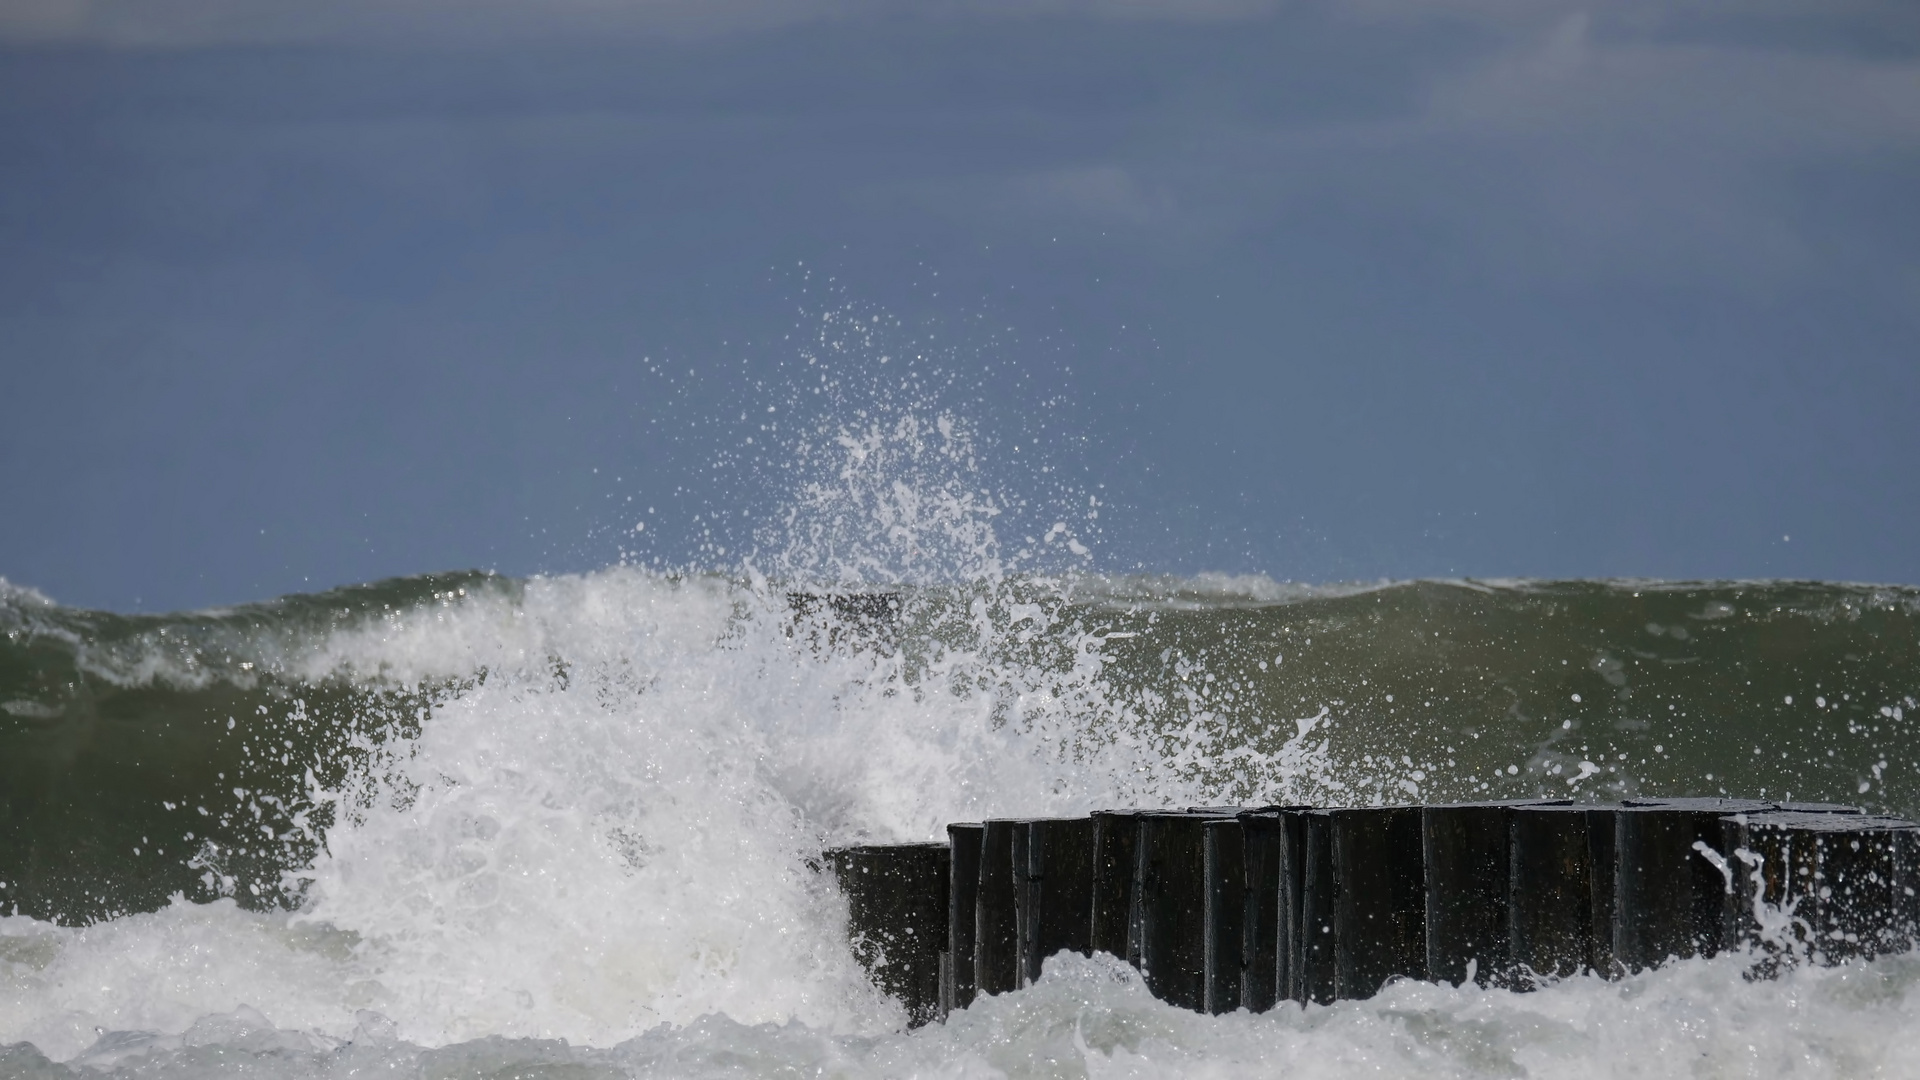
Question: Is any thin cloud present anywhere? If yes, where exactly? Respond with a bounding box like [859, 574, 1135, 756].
[867, 7, 1920, 290]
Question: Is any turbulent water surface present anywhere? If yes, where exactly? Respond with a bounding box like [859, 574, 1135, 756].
[5, 565, 1920, 1078]
[5, 355, 1920, 1078]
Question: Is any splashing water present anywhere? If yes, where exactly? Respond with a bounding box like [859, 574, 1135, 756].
[0, 569, 1336, 1064]
[0, 351, 1327, 1066]
[6, 315, 1920, 1075]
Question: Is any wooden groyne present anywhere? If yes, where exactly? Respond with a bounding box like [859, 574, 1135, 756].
[825, 799, 1920, 1025]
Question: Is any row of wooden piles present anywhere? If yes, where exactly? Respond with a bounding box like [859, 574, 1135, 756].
[824, 799, 1920, 1026]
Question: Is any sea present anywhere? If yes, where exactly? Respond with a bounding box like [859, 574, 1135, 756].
[5, 401, 1920, 1077]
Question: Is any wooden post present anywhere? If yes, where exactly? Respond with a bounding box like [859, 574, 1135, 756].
[1133, 810, 1241, 1011]
[974, 820, 1019, 995]
[1713, 803, 1858, 960]
[1330, 806, 1428, 1000]
[1422, 802, 1559, 987]
[1015, 817, 1096, 988]
[1613, 799, 1768, 971]
[1202, 817, 1246, 1014]
[1090, 810, 1141, 961]
[1721, 811, 1920, 968]
[945, 823, 982, 1013]
[1238, 807, 1307, 1012]
[1133, 811, 1210, 1010]
[1296, 810, 1339, 1005]
[1507, 805, 1599, 985]
[826, 842, 951, 1026]
[1583, 805, 1620, 977]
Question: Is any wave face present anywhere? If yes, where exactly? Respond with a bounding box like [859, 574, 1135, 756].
[5, 567, 1920, 1074]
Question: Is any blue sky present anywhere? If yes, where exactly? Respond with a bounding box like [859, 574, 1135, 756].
[3, 1, 1918, 610]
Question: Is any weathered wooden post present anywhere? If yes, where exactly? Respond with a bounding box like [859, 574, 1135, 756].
[944, 823, 983, 1014]
[1422, 801, 1563, 987]
[1582, 804, 1622, 976]
[1134, 809, 1242, 1011]
[1090, 810, 1142, 960]
[1714, 802, 1861, 965]
[1507, 804, 1602, 984]
[974, 820, 1020, 996]
[1721, 810, 1920, 967]
[1295, 810, 1340, 1005]
[1330, 806, 1428, 1000]
[1133, 811, 1209, 1010]
[1010, 823, 1033, 983]
[1237, 807, 1307, 1012]
[825, 842, 951, 1026]
[1014, 817, 1097, 988]
[1612, 798, 1769, 971]
[1202, 817, 1246, 1014]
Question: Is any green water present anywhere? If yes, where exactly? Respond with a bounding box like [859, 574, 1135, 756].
[3, 573, 1916, 924]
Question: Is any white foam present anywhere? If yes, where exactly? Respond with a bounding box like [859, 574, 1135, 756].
[1, 560, 1342, 1062]
[0, 577, 55, 608]
[0, 377, 1350, 1063]
[12, 947, 1920, 1077]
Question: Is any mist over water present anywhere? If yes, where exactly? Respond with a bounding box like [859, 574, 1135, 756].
[5, 314, 1920, 1076]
